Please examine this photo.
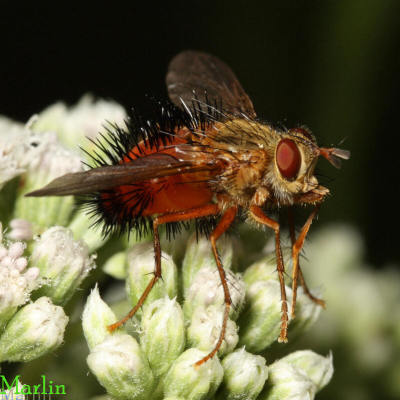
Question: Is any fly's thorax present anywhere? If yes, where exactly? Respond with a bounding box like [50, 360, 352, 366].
[209, 119, 277, 150]
[212, 149, 270, 207]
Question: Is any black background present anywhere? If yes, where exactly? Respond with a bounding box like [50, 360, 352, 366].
[1, 0, 400, 266]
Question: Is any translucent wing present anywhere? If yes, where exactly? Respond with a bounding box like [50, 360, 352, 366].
[166, 50, 256, 118]
[25, 153, 216, 197]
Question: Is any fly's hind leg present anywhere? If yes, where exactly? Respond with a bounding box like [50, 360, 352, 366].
[107, 219, 164, 331]
[107, 204, 219, 332]
[287, 207, 325, 320]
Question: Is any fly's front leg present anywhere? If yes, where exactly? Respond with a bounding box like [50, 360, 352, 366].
[250, 205, 288, 343]
[107, 203, 219, 332]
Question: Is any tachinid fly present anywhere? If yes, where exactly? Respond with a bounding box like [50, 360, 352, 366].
[27, 51, 350, 366]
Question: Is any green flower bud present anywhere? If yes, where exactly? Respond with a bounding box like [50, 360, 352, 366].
[126, 242, 178, 316]
[217, 348, 268, 400]
[163, 348, 223, 400]
[184, 267, 245, 321]
[14, 132, 83, 232]
[82, 285, 118, 351]
[182, 234, 233, 297]
[260, 350, 333, 400]
[187, 305, 238, 357]
[31, 226, 96, 305]
[0, 296, 68, 362]
[279, 350, 334, 391]
[103, 250, 128, 280]
[243, 249, 322, 340]
[0, 228, 40, 329]
[238, 280, 291, 352]
[87, 333, 155, 400]
[243, 248, 291, 287]
[68, 211, 108, 252]
[140, 297, 185, 378]
[259, 362, 314, 400]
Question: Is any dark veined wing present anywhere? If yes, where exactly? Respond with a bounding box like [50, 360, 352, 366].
[166, 50, 256, 118]
[25, 153, 217, 197]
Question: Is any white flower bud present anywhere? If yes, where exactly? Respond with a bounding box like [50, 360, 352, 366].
[260, 350, 333, 400]
[184, 267, 245, 321]
[0, 118, 26, 188]
[31, 226, 96, 305]
[7, 219, 33, 241]
[163, 348, 223, 400]
[182, 233, 233, 297]
[140, 297, 185, 378]
[260, 361, 314, 400]
[87, 333, 155, 400]
[279, 350, 334, 391]
[33, 95, 126, 150]
[0, 297, 68, 362]
[238, 280, 292, 352]
[126, 242, 177, 316]
[187, 305, 238, 357]
[0, 227, 40, 328]
[217, 348, 268, 400]
[82, 285, 118, 351]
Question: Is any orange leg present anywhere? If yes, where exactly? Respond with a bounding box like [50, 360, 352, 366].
[107, 203, 219, 332]
[194, 205, 238, 366]
[250, 205, 288, 343]
[287, 206, 325, 319]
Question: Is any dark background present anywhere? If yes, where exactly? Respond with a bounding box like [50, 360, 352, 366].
[1, 0, 399, 266]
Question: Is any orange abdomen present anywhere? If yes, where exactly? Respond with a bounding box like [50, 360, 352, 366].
[100, 131, 215, 220]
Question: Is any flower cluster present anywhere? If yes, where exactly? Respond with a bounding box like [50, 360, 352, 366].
[82, 236, 331, 400]
[8, 96, 396, 399]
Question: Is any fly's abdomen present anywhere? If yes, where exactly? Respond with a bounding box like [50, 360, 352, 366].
[96, 132, 215, 233]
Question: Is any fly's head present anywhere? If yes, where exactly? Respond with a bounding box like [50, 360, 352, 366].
[263, 127, 350, 205]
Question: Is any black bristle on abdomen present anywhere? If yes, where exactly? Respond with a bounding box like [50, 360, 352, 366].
[87, 99, 224, 169]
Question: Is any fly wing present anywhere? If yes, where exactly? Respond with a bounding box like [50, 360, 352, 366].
[25, 153, 217, 197]
[166, 50, 256, 118]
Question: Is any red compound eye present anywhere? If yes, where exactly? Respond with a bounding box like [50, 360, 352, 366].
[276, 139, 301, 180]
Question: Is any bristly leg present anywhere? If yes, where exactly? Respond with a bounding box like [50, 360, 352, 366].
[250, 205, 289, 343]
[194, 206, 238, 367]
[107, 204, 220, 333]
[287, 207, 325, 320]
